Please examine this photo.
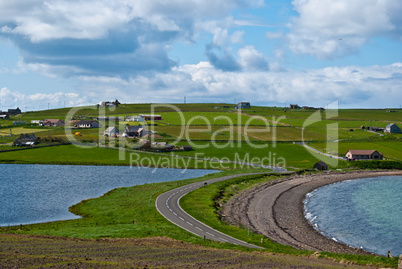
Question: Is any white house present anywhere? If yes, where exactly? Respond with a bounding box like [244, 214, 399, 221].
[345, 150, 383, 160]
[384, 123, 401, 133]
[74, 120, 100, 128]
[40, 119, 65, 127]
[125, 116, 145, 122]
[103, 127, 119, 136]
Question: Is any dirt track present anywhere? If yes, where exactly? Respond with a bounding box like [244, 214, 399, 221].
[0, 234, 369, 268]
[222, 170, 402, 255]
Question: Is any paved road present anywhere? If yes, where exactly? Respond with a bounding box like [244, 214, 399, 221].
[156, 173, 279, 249]
[294, 141, 344, 160]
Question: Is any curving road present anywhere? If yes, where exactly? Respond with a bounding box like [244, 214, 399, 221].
[156, 173, 282, 249]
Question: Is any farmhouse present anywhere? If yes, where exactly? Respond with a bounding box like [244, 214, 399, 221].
[238, 102, 251, 109]
[139, 114, 162, 121]
[74, 120, 100, 128]
[124, 125, 146, 137]
[98, 99, 120, 107]
[384, 123, 401, 133]
[345, 150, 383, 160]
[13, 134, 38, 146]
[125, 116, 145, 122]
[289, 104, 300, 109]
[40, 119, 65, 127]
[103, 127, 119, 136]
[8, 107, 22, 115]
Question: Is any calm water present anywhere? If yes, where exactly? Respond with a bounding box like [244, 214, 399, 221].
[304, 176, 402, 256]
[0, 164, 218, 226]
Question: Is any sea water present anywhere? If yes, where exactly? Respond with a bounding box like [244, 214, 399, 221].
[0, 164, 218, 226]
[304, 176, 402, 257]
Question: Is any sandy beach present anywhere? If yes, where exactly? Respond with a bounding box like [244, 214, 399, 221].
[222, 170, 402, 255]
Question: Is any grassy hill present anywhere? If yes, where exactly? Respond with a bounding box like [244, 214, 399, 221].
[0, 103, 401, 168]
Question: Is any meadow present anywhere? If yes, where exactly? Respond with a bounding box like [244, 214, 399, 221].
[1, 103, 401, 169]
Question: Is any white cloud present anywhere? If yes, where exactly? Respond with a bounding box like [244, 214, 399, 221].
[265, 31, 283, 39]
[288, 0, 402, 59]
[0, 87, 84, 111]
[238, 45, 269, 71]
[230, 30, 244, 43]
[0, 0, 262, 42]
[75, 62, 402, 109]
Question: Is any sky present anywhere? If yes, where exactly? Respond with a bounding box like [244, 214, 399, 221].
[0, 0, 401, 111]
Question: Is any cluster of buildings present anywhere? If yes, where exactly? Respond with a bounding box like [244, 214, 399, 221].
[13, 133, 38, 146]
[289, 104, 325, 110]
[97, 100, 121, 108]
[103, 125, 147, 138]
[0, 107, 22, 119]
[361, 123, 401, 133]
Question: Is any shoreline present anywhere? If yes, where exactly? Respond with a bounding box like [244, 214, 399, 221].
[222, 170, 402, 255]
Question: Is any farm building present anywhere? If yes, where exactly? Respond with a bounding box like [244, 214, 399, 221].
[103, 127, 119, 136]
[139, 114, 162, 121]
[125, 116, 145, 122]
[13, 134, 38, 146]
[313, 161, 328, 170]
[345, 150, 383, 160]
[40, 119, 65, 127]
[74, 120, 100, 128]
[238, 102, 251, 109]
[180, 145, 193, 151]
[8, 107, 21, 115]
[124, 125, 146, 137]
[0, 114, 10, 119]
[98, 99, 120, 107]
[289, 104, 300, 109]
[384, 123, 401, 133]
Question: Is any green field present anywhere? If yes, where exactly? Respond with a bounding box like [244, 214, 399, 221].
[1, 103, 401, 168]
[311, 141, 402, 161]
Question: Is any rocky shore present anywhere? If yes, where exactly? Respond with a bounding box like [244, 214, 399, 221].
[222, 170, 402, 255]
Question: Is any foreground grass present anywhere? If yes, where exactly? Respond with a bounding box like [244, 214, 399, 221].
[180, 173, 399, 268]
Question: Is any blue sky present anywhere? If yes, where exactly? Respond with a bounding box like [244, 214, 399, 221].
[0, 0, 401, 111]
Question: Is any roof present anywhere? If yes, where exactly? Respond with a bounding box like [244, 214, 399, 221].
[139, 114, 161, 117]
[44, 119, 64, 123]
[126, 125, 144, 132]
[346, 150, 382, 156]
[104, 127, 119, 132]
[75, 120, 98, 125]
[386, 123, 398, 127]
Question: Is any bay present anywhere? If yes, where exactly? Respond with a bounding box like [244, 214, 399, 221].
[0, 164, 218, 226]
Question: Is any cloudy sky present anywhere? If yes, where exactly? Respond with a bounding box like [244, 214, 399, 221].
[0, 0, 401, 111]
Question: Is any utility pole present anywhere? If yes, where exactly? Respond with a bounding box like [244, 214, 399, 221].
[184, 96, 186, 104]
[48, 103, 49, 110]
